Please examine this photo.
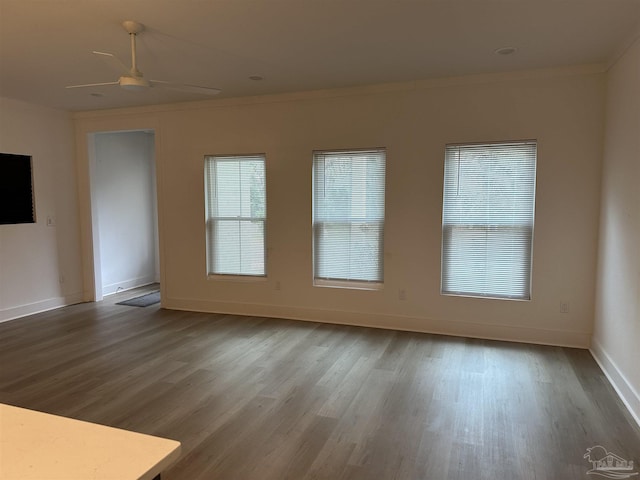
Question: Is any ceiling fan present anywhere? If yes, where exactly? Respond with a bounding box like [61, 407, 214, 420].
[66, 20, 221, 96]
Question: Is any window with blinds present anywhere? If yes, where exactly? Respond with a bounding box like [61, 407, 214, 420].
[441, 141, 537, 300]
[204, 155, 266, 276]
[313, 149, 386, 287]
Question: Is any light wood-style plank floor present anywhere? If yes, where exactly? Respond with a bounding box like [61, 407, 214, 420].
[1, 286, 639, 479]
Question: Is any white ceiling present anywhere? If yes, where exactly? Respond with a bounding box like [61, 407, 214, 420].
[1, 0, 639, 112]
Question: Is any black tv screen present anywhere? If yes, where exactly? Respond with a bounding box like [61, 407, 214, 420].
[0, 153, 35, 225]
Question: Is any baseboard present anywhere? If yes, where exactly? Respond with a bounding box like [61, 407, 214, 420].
[102, 275, 156, 296]
[0, 292, 84, 323]
[590, 338, 640, 428]
[162, 297, 591, 348]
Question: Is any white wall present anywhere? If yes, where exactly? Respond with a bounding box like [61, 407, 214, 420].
[74, 66, 605, 347]
[592, 37, 640, 425]
[0, 97, 83, 322]
[94, 131, 158, 296]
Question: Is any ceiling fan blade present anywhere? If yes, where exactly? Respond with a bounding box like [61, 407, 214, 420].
[93, 51, 131, 75]
[65, 81, 119, 89]
[150, 80, 221, 96]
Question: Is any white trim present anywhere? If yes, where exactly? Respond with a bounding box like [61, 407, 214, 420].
[161, 296, 590, 348]
[87, 132, 102, 301]
[606, 21, 640, 71]
[74, 119, 163, 304]
[590, 338, 640, 428]
[0, 293, 83, 323]
[313, 278, 384, 291]
[207, 274, 268, 283]
[102, 276, 157, 297]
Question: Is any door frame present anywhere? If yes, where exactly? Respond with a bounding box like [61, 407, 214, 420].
[75, 117, 163, 302]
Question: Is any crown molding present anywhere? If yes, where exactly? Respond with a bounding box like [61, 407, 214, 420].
[606, 20, 640, 71]
[72, 63, 606, 121]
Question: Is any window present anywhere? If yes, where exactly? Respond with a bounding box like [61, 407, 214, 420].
[313, 149, 385, 287]
[204, 155, 266, 276]
[441, 141, 537, 300]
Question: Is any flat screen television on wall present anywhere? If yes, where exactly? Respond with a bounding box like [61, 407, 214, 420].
[0, 153, 36, 225]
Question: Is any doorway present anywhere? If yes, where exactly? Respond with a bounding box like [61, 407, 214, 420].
[88, 130, 159, 300]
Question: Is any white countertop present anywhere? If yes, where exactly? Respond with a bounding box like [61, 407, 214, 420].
[0, 403, 181, 480]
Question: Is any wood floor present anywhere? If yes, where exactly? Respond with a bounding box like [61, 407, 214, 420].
[1, 287, 639, 480]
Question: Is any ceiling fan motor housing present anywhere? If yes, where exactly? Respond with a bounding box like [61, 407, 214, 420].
[119, 76, 149, 91]
[122, 20, 144, 35]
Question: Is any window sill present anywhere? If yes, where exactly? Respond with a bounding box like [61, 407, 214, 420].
[440, 291, 530, 301]
[314, 278, 383, 291]
[207, 274, 267, 283]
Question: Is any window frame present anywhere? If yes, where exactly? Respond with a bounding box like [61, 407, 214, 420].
[440, 140, 537, 301]
[312, 148, 386, 289]
[204, 153, 267, 278]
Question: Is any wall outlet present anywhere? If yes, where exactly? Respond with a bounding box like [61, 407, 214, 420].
[275, 281, 281, 291]
[399, 289, 406, 301]
[560, 302, 569, 313]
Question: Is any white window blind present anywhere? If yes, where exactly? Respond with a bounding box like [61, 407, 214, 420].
[313, 149, 385, 285]
[441, 141, 536, 300]
[205, 155, 266, 276]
